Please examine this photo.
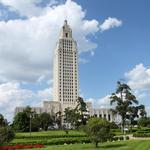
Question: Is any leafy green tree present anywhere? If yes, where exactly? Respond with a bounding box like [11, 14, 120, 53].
[76, 97, 89, 125]
[13, 106, 39, 132]
[138, 104, 147, 117]
[85, 118, 113, 148]
[0, 115, 15, 145]
[138, 117, 150, 127]
[55, 111, 62, 129]
[39, 112, 54, 131]
[109, 121, 119, 129]
[110, 81, 138, 133]
[13, 111, 30, 132]
[126, 105, 146, 131]
[110, 81, 146, 133]
[0, 114, 8, 127]
[64, 107, 80, 128]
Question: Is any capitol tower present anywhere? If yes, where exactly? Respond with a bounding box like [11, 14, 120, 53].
[15, 20, 116, 124]
[53, 20, 78, 111]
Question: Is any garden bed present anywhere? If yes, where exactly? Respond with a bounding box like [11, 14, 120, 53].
[0, 144, 44, 150]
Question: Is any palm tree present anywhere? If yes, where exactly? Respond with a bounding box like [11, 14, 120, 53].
[110, 81, 138, 133]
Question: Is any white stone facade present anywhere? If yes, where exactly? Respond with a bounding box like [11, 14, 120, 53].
[53, 20, 78, 112]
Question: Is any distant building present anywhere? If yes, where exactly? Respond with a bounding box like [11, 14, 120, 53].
[15, 20, 119, 123]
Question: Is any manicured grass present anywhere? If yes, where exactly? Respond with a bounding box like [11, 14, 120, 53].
[24, 140, 150, 150]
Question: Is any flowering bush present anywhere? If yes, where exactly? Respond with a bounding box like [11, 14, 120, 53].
[0, 144, 44, 150]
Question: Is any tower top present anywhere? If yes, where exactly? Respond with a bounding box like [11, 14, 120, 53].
[60, 20, 72, 39]
[64, 20, 68, 25]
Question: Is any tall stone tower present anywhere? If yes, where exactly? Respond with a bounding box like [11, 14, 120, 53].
[53, 20, 78, 112]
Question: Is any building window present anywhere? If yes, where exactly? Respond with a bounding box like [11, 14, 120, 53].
[104, 114, 106, 118]
[108, 114, 111, 121]
[65, 33, 68, 38]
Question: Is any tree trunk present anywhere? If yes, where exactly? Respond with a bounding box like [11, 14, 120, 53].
[95, 142, 98, 148]
[121, 116, 125, 134]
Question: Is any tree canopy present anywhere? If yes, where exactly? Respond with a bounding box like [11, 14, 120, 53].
[84, 117, 113, 148]
[110, 81, 146, 133]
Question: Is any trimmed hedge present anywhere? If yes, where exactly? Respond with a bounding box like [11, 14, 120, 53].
[15, 134, 87, 139]
[10, 137, 90, 146]
[133, 133, 150, 137]
[113, 136, 129, 141]
[133, 128, 150, 137]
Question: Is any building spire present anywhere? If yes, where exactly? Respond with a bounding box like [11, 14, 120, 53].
[64, 20, 67, 26]
[60, 20, 72, 39]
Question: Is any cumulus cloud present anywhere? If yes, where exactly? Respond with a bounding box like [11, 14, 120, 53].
[0, 0, 101, 83]
[100, 17, 122, 32]
[0, 0, 45, 17]
[125, 64, 150, 89]
[0, 0, 123, 121]
[0, 0, 123, 83]
[86, 95, 111, 108]
[0, 82, 52, 121]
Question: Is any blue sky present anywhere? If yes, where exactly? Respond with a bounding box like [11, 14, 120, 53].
[0, 0, 150, 120]
[78, 0, 150, 97]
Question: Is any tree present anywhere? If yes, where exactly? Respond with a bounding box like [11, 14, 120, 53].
[138, 104, 147, 117]
[126, 105, 146, 131]
[0, 115, 15, 145]
[0, 114, 8, 127]
[110, 81, 146, 133]
[76, 97, 89, 125]
[84, 118, 113, 148]
[110, 81, 138, 133]
[13, 111, 30, 132]
[138, 117, 150, 127]
[13, 106, 39, 132]
[39, 112, 54, 131]
[55, 111, 62, 129]
[64, 107, 80, 129]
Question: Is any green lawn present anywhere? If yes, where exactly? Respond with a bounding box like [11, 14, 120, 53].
[24, 140, 150, 150]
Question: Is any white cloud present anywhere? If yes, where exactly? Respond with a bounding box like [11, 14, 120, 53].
[37, 87, 53, 100]
[0, 0, 44, 17]
[100, 17, 122, 32]
[86, 95, 111, 108]
[0, 0, 123, 121]
[125, 64, 150, 89]
[0, 0, 122, 83]
[0, 0, 101, 83]
[79, 58, 89, 64]
[0, 82, 52, 121]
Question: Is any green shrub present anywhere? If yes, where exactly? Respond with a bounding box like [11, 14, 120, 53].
[119, 136, 124, 141]
[125, 136, 129, 140]
[133, 133, 150, 137]
[10, 137, 90, 146]
[113, 137, 118, 141]
[15, 134, 87, 139]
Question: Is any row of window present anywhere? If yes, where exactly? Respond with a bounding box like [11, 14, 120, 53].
[62, 39, 73, 43]
[59, 70, 77, 74]
[59, 51, 77, 55]
[59, 85, 78, 88]
[94, 114, 111, 121]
